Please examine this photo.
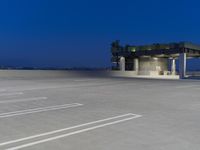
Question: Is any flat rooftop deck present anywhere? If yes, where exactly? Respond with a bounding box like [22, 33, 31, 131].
[0, 74, 200, 150]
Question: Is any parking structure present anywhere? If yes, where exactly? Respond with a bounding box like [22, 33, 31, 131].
[0, 75, 200, 150]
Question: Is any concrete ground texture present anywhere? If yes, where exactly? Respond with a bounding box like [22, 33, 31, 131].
[0, 72, 199, 150]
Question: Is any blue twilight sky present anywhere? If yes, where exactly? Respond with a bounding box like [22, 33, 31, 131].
[0, 0, 199, 69]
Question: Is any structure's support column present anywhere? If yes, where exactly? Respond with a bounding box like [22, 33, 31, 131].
[119, 57, 125, 71]
[179, 53, 186, 79]
[134, 58, 139, 74]
[171, 58, 176, 75]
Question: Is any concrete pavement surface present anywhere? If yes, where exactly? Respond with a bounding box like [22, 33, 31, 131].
[0, 74, 200, 150]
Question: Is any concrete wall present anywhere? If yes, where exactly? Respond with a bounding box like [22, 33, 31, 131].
[139, 57, 168, 75]
[109, 71, 138, 77]
[0, 70, 138, 79]
[139, 57, 168, 71]
[139, 71, 162, 76]
[0, 70, 179, 80]
[0, 70, 112, 79]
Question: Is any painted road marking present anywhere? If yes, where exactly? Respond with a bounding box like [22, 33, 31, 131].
[0, 103, 83, 118]
[3, 86, 70, 92]
[0, 92, 23, 97]
[0, 89, 6, 92]
[3, 85, 82, 92]
[0, 97, 48, 104]
[0, 113, 142, 150]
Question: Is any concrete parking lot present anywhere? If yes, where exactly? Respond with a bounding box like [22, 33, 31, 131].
[0, 73, 200, 150]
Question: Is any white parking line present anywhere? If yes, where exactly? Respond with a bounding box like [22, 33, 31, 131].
[4, 85, 80, 92]
[0, 89, 6, 92]
[4, 86, 68, 92]
[0, 113, 142, 150]
[0, 97, 48, 104]
[0, 103, 83, 118]
[0, 92, 23, 97]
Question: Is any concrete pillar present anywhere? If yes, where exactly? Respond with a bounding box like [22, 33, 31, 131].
[171, 58, 176, 75]
[134, 58, 139, 73]
[179, 53, 186, 79]
[119, 57, 125, 71]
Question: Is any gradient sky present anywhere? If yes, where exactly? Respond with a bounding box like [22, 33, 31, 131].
[0, 0, 199, 69]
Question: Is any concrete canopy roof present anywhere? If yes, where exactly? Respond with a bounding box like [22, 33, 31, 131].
[112, 41, 200, 58]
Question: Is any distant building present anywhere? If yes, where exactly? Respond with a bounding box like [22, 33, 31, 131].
[111, 41, 200, 79]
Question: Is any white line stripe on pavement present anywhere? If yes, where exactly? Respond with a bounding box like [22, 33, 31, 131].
[0, 89, 6, 92]
[0, 103, 83, 118]
[0, 113, 142, 150]
[0, 92, 23, 97]
[0, 97, 48, 104]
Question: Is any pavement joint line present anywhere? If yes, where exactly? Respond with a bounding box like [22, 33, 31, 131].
[0, 97, 48, 104]
[0, 103, 83, 118]
[73, 79, 97, 82]
[0, 92, 24, 97]
[0, 113, 142, 150]
[2, 81, 132, 92]
[175, 85, 200, 88]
